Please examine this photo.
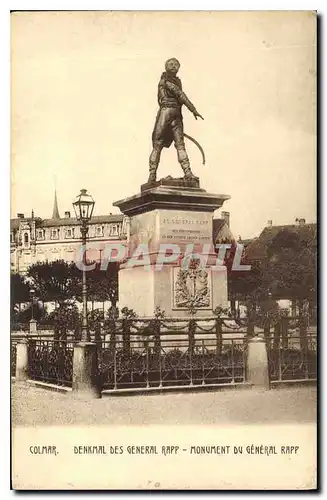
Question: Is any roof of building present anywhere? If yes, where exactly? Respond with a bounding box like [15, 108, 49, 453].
[212, 218, 225, 235]
[11, 189, 124, 230]
[41, 214, 124, 227]
[245, 223, 317, 261]
[10, 217, 42, 230]
[238, 238, 254, 247]
[212, 218, 235, 243]
[10, 214, 124, 230]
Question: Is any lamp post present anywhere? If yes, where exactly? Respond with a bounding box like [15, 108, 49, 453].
[30, 288, 35, 320]
[73, 189, 95, 342]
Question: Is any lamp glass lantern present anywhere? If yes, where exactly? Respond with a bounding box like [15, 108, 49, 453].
[73, 189, 95, 223]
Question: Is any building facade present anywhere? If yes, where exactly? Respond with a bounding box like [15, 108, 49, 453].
[11, 192, 233, 275]
[10, 192, 125, 274]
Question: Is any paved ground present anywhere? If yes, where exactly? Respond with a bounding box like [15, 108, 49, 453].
[12, 382, 316, 427]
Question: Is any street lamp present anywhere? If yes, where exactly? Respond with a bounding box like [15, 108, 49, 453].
[30, 288, 35, 320]
[73, 189, 95, 342]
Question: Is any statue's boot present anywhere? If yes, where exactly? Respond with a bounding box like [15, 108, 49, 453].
[148, 165, 157, 183]
[181, 159, 196, 180]
[148, 146, 162, 183]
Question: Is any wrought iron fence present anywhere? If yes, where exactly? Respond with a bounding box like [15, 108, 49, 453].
[11, 338, 19, 377]
[11, 314, 317, 391]
[97, 317, 247, 391]
[262, 316, 317, 382]
[27, 338, 75, 387]
[267, 334, 317, 383]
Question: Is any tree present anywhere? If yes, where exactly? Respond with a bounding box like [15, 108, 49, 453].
[27, 260, 81, 306]
[11, 302, 47, 324]
[228, 228, 317, 318]
[11, 273, 31, 314]
[226, 244, 264, 305]
[263, 230, 317, 306]
[46, 303, 81, 340]
[80, 262, 119, 311]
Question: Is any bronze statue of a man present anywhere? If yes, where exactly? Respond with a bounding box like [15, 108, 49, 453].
[148, 58, 204, 183]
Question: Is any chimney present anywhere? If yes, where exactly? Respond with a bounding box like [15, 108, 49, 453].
[267, 220, 273, 227]
[64, 211, 71, 219]
[221, 211, 230, 228]
[17, 213, 25, 219]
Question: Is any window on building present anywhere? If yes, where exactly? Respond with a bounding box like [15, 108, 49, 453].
[65, 228, 74, 239]
[23, 233, 29, 247]
[96, 226, 104, 237]
[37, 229, 45, 240]
[51, 229, 59, 240]
[109, 224, 119, 236]
[10, 232, 14, 243]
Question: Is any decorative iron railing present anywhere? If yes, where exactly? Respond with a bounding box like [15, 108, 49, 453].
[97, 316, 247, 391]
[11, 338, 19, 377]
[11, 315, 317, 391]
[27, 338, 75, 387]
[267, 335, 317, 382]
[263, 316, 317, 382]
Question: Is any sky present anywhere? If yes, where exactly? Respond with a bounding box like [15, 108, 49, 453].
[11, 11, 316, 239]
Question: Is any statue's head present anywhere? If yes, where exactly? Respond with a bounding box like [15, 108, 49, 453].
[165, 58, 180, 75]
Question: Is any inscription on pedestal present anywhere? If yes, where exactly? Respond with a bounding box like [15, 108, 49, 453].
[160, 212, 212, 243]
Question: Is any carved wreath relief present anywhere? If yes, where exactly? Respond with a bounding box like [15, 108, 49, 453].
[173, 260, 211, 310]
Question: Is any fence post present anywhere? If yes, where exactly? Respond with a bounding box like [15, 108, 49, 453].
[300, 315, 308, 353]
[273, 320, 281, 351]
[247, 307, 255, 337]
[72, 342, 101, 399]
[108, 318, 116, 357]
[263, 317, 271, 345]
[246, 336, 269, 390]
[188, 318, 196, 355]
[153, 318, 161, 359]
[122, 318, 131, 358]
[299, 315, 309, 378]
[281, 317, 288, 349]
[215, 318, 222, 356]
[15, 336, 29, 382]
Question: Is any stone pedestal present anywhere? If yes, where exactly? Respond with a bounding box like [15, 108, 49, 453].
[246, 336, 270, 390]
[15, 339, 29, 381]
[114, 178, 230, 317]
[72, 342, 101, 399]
